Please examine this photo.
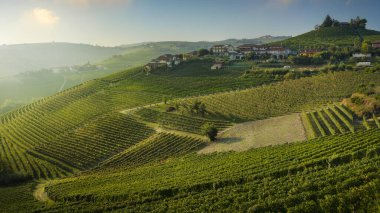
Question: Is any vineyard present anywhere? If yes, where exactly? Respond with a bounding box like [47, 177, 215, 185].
[301, 104, 380, 139]
[133, 108, 232, 134]
[191, 72, 380, 121]
[0, 58, 378, 212]
[31, 129, 380, 212]
[32, 113, 155, 170]
[0, 60, 279, 180]
[99, 132, 206, 169]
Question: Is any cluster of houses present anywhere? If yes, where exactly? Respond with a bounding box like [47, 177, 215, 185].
[144, 40, 380, 71]
[144, 51, 199, 72]
[210, 44, 293, 60]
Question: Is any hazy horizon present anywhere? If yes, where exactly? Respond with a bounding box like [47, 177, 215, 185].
[1, 0, 380, 46]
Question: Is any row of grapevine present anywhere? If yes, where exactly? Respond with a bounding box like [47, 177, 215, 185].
[32, 113, 155, 170]
[40, 129, 380, 212]
[302, 104, 380, 139]
[99, 132, 206, 169]
[189, 72, 380, 121]
[134, 108, 231, 134]
[302, 104, 357, 138]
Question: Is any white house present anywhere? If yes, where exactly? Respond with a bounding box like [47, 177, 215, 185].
[211, 62, 224, 70]
[211, 44, 235, 56]
[356, 62, 371, 67]
[352, 53, 372, 58]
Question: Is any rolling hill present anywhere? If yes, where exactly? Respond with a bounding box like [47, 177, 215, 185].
[271, 27, 380, 49]
[0, 27, 379, 212]
[0, 57, 378, 212]
[0, 36, 289, 115]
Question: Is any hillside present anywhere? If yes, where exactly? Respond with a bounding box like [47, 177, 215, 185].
[0, 60, 378, 180]
[1, 129, 379, 212]
[0, 36, 289, 115]
[0, 43, 125, 76]
[0, 58, 378, 212]
[271, 27, 380, 49]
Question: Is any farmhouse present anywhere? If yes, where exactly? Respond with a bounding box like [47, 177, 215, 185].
[237, 44, 267, 55]
[267, 46, 292, 59]
[236, 44, 292, 59]
[211, 44, 235, 56]
[144, 62, 166, 72]
[356, 62, 371, 67]
[183, 51, 199, 61]
[352, 53, 372, 58]
[144, 54, 181, 71]
[372, 41, 380, 49]
[211, 62, 224, 70]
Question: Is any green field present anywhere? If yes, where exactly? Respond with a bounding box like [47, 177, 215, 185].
[0, 56, 379, 212]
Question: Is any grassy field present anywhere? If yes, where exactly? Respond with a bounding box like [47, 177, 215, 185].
[198, 114, 306, 154]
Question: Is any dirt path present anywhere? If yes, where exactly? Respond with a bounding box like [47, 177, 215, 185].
[33, 183, 54, 204]
[198, 113, 306, 154]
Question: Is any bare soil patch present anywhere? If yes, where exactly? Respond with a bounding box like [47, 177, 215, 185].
[198, 113, 306, 154]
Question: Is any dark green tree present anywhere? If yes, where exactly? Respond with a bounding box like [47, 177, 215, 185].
[198, 49, 210, 57]
[322, 15, 333, 27]
[201, 123, 218, 141]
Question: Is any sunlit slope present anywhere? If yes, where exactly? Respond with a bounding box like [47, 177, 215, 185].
[271, 27, 380, 49]
[0, 60, 279, 179]
[38, 129, 380, 212]
[190, 72, 380, 121]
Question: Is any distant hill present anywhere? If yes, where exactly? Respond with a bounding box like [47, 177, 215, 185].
[271, 27, 380, 50]
[0, 36, 290, 114]
[218, 35, 291, 46]
[0, 36, 290, 76]
[0, 43, 125, 76]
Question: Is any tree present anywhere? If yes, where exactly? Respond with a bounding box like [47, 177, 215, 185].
[322, 15, 333, 27]
[361, 40, 371, 53]
[198, 49, 210, 57]
[201, 123, 218, 141]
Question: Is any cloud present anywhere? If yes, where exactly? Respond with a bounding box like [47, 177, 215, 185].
[30, 8, 59, 25]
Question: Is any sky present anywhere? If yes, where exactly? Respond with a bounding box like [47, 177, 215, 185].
[0, 0, 380, 46]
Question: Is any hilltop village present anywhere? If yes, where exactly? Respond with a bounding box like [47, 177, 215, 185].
[144, 40, 380, 72]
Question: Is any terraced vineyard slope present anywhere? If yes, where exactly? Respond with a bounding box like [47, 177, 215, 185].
[302, 104, 380, 139]
[190, 72, 380, 121]
[30, 129, 380, 212]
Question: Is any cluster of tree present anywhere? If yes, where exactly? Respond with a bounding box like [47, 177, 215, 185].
[318, 15, 367, 29]
[342, 84, 379, 117]
[169, 100, 208, 117]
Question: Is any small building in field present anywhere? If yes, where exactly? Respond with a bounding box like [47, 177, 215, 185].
[356, 62, 371, 67]
[211, 62, 224, 70]
[352, 53, 372, 58]
[144, 62, 166, 72]
[372, 41, 380, 49]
